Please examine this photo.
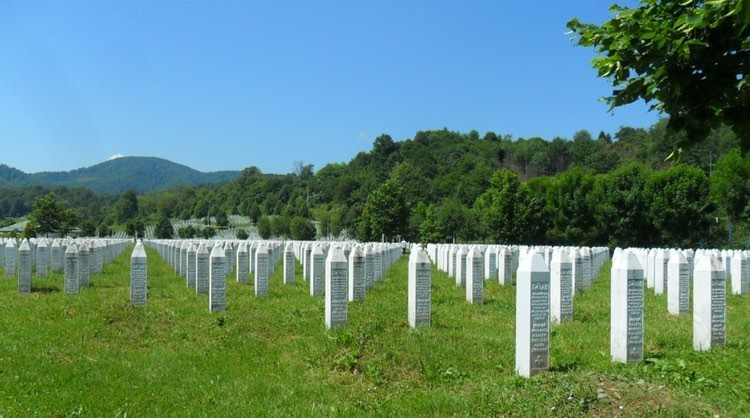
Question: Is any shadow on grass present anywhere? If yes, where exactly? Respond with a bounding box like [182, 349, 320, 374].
[32, 286, 59, 293]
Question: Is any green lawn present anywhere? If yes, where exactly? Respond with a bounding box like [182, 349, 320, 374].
[1, 245, 748, 416]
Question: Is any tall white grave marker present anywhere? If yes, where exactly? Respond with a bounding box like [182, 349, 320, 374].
[550, 249, 573, 324]
[348, 245, 365, 301]
[515, 251, 550, 377]
[325, 246, 348, 329]
[610, 250, 644, 363]
[667, 250, 690, 315]
[693, 254, 726, 351]
[408, 246, 431, 328]
[64, 244, 79, 295]
[209, 244, 226, 312]
[18, 239, 31, 294]
[130, 241, 147, 307]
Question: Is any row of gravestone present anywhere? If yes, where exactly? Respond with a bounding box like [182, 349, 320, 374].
[2, 237, 129, 294]
[129, 239, 744, 379]
[426, 244, 741, 378]
[610, 247, 743, 365]
[424, 244, 608, 377]
[626, 247, 748, 303]
[426, 244, 608, 323]
[134, 239, 405, 330]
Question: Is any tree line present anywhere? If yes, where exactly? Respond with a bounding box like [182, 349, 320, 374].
[5, 117, 747, 248]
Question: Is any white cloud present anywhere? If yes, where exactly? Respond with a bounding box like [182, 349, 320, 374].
[107, 153, 126, 160]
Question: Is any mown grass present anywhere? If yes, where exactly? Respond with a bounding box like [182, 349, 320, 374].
[0, 245, 748, 416]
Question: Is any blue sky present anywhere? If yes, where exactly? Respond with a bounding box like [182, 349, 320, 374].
[0, 1, 658, 174]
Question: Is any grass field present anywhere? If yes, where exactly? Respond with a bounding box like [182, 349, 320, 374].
[1, 245, 748, 416]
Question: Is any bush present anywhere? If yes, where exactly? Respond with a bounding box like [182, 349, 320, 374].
[215, 211, 229, 227]
[257, 216, 272, 239]
[289, 216, 316, 240]
[126, 219, 145, 239]
[236, 228, 249, 240]
[154, 216, 174, 239]
[201, 226, 216, 239]
[80, 221, 96, 237]
[178, 225, 197, 239]
[97, 224, 110, 237]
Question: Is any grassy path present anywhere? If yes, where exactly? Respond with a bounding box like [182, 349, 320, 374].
[0, 245, 748, 415]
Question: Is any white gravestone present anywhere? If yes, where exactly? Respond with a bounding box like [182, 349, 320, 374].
[515, 252, 550, 377]
[484, 246, 497, 280]
[408, 246, 431, 328]
[654, 250, 668, 295]
[130, 241, 147, 307]
[693, 254, 726, 351]
[283, 243, 295, 284]
[667, 251, 690, 315]
[64, 244, 79, 295]
[550, 249, 573, 324]
[254, 244, 269, 297]
[571, 249, 584, 295]
[498, 247, 512, 285]
[325, 246, 348, 329]
[610, 250, 644, 364]
[465, 247, 483, 304]
[303, 243, 312, 281]
[187, 243, 197, 289]
[581, 247, 592, 290]
[5, 240, 16, 278]
[18, 239, 31, 294]
[730, 251, 747, 295]
[78, 242, 90, 287]
[455, 246, 467, 288]
[181, 241, 190, 277]
[51, 240, 62, 273]
[36, 240, 48, 277]
[236, 242, 249, 284]
[372, 246, 382, 283]
[196, 243, 210, 294]
[348, 245, 365, 301]
[209, 244, 226, 312]
[364, 245, 375, 290]
[310, 245, 324, 296]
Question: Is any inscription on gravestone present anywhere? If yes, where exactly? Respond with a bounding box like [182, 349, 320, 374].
[325, 247, 348, 329]
[196, 244, 209, 294]
[711, 276, 726, 346]
[18, 240, 31, 294]
[37, 241, 48, 277]
[408, 247, 431, 328]
[529, 278, 549, 371]
[64, 245, 79, 295]
[284, 244, 295, 284]
[78, 243, 90, 287]
[209, 246, 226, 312]
[130, 243, 147, 307]
[187, 244, 197, 289]
[626, 276, 644, 362]
[255, 246, 269, 297]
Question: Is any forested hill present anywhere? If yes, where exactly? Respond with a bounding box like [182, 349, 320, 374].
[135, 117, 740, 248]
[0, 156, 241, 194]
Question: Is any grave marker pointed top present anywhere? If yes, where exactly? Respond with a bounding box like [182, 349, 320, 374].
[210, 243, 224, 258]
[132, 241, 146, 258]
[409, 245, 429, 264]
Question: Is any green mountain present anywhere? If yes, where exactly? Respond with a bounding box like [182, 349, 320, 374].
[0, 156, 240, 194]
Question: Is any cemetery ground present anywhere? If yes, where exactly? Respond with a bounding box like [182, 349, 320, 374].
[1, 246, 748, 416]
